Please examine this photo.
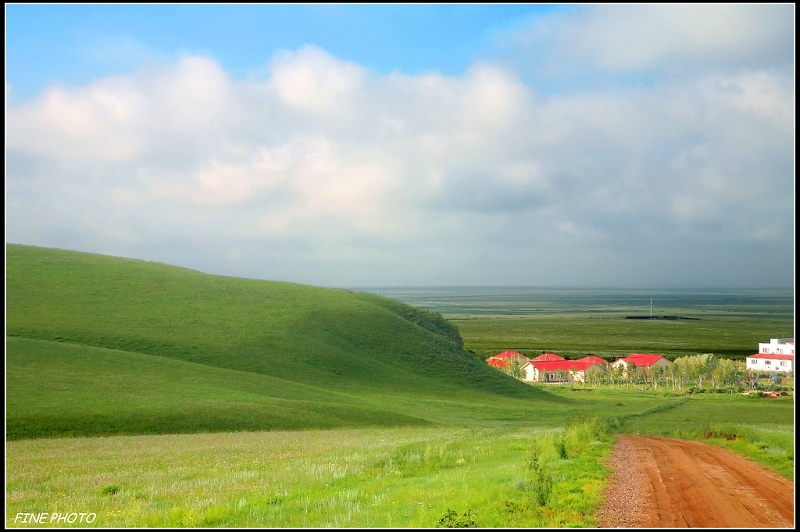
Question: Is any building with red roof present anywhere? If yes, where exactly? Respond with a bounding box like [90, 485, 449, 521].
[747, 338, 794, 373]
[486, 350, 530, 369]
[522, 355, 606, 384]
[612, 353, 671, 377]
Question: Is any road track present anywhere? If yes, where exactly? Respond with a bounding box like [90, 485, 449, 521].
[597, 435, 794, 528]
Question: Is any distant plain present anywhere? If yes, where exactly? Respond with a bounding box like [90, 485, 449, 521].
[366, 286, 794, 360]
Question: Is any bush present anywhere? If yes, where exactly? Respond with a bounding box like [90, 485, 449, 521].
[437, 508, 477, 528]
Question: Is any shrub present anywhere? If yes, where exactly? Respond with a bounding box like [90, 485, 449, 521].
[101, 485, 120, 496]
[436, 508, 477, 528]
[530, 465, 553, 506]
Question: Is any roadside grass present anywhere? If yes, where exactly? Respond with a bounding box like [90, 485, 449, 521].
[6, 420, 617, 528]
[7, 392, 793, 528]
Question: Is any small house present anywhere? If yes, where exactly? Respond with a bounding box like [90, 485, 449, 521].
[612, 353, 671, 378]
[747, 339, 794, 374]
[522, 356, 605, 384]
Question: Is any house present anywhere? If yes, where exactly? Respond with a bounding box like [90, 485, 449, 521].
[522, 355, 605, 384]
[757, 338, 794, 355]
[486, 350, 530, 369]
[612, 353, 671, 377]
[747, 338, 794, 374]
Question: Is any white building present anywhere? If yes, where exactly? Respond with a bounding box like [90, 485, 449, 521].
[747, 338, 794, 374]
[758, 338, 794, 355]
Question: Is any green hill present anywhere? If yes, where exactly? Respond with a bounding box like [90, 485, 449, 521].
[6, 244, 556, 439]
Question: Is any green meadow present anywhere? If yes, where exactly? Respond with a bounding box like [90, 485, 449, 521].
[378, 286, 794, 360]
[5, 244, 794, 527]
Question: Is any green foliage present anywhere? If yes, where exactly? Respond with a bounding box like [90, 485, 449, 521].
[556, 435, 568, 460]
[436, 508, 477, 528]
[363, 295, 466, 349]
[100, 485, 120, 496]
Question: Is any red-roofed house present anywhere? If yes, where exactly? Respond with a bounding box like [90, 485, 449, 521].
[612, 353, 671, 377]
[530, 352, 564, 362]
[581, 355, 609, 366]
[486, 350, 530, 369]
[747, 338, 794, 373]
[522, 355, 605, 383]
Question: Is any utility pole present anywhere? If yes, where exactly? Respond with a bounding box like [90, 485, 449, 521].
[650, 298, 653, 317]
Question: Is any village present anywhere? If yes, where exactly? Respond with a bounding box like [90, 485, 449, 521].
[485, 337, 795, 393]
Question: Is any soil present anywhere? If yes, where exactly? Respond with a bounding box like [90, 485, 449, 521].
[596, 435, 794, 528]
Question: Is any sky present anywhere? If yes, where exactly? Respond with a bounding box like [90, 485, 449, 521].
[5, 4, 795, 288]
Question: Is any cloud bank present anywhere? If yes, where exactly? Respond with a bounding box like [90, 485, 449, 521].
[5, 5, 794, 287]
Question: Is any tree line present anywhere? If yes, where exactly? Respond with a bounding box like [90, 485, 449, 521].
[500, 353, 790, 391]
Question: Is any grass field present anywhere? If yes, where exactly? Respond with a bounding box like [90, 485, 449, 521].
[5, 244, 794, 527]
[373, 286, 794, 360]
[453, 314, 793, 360]
[7, 392, 793, 528]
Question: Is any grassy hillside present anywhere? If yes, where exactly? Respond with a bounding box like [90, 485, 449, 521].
[6, 244, 555, 439]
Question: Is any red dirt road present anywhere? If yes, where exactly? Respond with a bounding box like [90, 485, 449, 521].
[597, 435, 794, 528]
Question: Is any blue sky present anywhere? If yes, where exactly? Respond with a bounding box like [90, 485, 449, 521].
[5, 4, 795, 288]
[6, 4, 560, 101]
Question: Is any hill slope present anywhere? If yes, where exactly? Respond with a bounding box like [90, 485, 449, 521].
[6, 244, 555, 438]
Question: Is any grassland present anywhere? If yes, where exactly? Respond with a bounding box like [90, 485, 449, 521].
[376, 286, 794, 360]
[6, 244, 552, 440]
[5, 244, 794, 528]
[7, 394, 793, 528]
[453, 314, 793, 360]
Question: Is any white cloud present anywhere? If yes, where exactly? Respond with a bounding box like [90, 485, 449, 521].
[5, 7, 794, 287]
[573, 4, 793, 71]
[507, 4, 794, 83]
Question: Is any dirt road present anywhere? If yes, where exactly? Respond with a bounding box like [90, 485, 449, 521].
[597, 435, 794, 528]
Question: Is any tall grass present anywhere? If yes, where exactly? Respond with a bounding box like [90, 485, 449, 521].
[6, 420, 621, 528]
[6, 389, 793, 527]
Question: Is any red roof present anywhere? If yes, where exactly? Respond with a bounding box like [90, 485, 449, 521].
[531, 352, 564, 362]
[492, 350, 529, 360]
[486, 350, 529, 368]
[619, 354, 666, 367]
[580, 355, 608, 365]
[748, 354, 794, 361]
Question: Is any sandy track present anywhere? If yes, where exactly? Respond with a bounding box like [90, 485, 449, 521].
[597, 435, 794, 528]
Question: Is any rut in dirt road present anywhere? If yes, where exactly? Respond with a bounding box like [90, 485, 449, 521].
[598, 435, 794, 528]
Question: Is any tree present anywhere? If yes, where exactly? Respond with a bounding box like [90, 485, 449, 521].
[504, 356, 525, 380]
[713, 358, 742, 390]
[650, 364, 665, 390]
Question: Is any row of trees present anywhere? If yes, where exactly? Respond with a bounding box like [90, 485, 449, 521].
[585, 354, 748, 391]
[501, 353, 784, 391]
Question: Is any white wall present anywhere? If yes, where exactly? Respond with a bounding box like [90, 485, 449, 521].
[758, 338, 795, 355]
[746, 357, 793, 373]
